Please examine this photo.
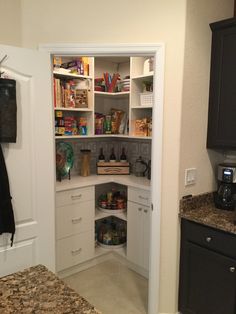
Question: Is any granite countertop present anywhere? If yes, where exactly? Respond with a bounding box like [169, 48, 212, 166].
[0, 265, 101, 314]
[179, 192, 236, 234]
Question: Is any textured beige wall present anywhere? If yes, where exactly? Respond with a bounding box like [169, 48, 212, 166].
[0, 0, 21, 46]
[19, 1, 187, 313]
[179, 0, 234, 198]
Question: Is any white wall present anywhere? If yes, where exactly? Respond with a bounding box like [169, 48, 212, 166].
[0, 0, 21, 46]
[179, 0, 234, 198]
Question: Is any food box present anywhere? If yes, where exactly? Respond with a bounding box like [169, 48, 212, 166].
[97, 162, 130, 175]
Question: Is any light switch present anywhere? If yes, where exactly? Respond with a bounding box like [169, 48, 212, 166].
[185, 168, 197, 186]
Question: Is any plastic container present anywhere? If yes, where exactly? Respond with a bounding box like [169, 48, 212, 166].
[140, 93, 153, 107]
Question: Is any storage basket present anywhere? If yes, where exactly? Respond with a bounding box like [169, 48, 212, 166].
[140, 93, 153, 107]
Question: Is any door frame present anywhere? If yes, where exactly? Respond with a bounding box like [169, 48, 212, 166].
[40, 43, 165, 314]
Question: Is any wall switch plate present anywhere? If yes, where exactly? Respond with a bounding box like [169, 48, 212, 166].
[185, 168, 197, 186]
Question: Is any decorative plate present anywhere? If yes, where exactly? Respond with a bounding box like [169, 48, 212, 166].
[56, 142, 74, 177]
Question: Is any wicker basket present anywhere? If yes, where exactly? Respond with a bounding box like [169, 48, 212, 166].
[140, 93, 153, 107]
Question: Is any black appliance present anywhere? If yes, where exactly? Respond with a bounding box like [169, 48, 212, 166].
[214, 163, 236, 210]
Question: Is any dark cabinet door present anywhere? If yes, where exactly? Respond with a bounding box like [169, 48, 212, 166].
[179, 241, 236, 314]
[207, 18, 236, 149]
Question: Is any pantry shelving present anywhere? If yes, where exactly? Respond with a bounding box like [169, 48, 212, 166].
[53, 55, 154, 138]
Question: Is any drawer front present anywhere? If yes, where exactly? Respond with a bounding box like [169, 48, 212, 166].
[56, 231, 94, 272]
[56, 200, 94, 240]
[128, 187, 150, 206]
[182, 219, 236, 259]
[56, 186, 94, 207]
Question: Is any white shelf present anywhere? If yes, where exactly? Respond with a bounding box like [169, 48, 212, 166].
[56, 174, 151, 192]
[54, 107, 93, 112]
[53, 70, 92, 80]
[95, 208, 127, 221]
[94, 244, 126, 258]
[131, 105, 153, 109]
[132, 72, 154, 80]
[94, 91, 130, 97]
[55, 134, 151, 140]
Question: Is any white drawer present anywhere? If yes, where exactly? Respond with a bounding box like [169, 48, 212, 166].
[56, 186, 94, 207]
[56, 231, 94, 272]
[56, 200, 94, 240]
[128, 187, 150, 206]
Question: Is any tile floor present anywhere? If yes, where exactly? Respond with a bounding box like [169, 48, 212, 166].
[63, 259, 148, 314]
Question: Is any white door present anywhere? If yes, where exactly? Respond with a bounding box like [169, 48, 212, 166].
[0, 45, 55, 277]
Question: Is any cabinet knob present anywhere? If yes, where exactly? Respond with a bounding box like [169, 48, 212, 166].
[71, 217, 82, 224]
[206, 237, 212, 243]
[138, 207, 142, 211]
[230, 267, 235, 273]
[71, 194, 82, 200]
[144, 209, 148, 213]
[71, 248, 82, 255]
[138, 195, 148, 201]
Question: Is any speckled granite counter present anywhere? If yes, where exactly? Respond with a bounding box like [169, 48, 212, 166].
[179, 192, 236, 234]
[0, 265, 101, 314]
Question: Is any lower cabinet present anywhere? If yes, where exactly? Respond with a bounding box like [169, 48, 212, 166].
[55, 184, 151, 275]
[56, 186, 95, 272]
[127, 188, 150, 271]
[179, 219, 236, 314]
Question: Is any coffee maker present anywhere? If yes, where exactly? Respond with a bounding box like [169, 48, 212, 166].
[214, 163, 236, 210]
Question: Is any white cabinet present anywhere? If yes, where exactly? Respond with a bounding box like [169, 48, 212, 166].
[127, 188, 150, 272]
[56, 186, 95, 272]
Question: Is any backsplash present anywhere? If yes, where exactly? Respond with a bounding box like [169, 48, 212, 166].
[56, 138, 151, 176]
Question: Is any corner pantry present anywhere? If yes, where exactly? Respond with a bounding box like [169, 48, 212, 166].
[53, 54, 155, 280]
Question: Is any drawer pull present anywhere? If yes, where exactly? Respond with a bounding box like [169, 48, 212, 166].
[71, 194, 82, 200]
[138, 195, 149, 201]
[206, 237, 212, 243]
[144, 209, 148, 213]
[230, 267, 235, 273]
[71, 217, 82, 224]
[71, 248, 82, 255]
[138, 207, 142, 211]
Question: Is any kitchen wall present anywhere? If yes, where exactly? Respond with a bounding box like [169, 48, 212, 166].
[2, 1, 233, 313]
[0, 0, 21, 46]
[179, 0, 234, 198]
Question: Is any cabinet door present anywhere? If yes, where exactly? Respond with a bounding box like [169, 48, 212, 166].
[143, 206, 150, 271]
[179, 241, 236, 314]
[207, 20, 236, 149]
[127, 201, 143, 268]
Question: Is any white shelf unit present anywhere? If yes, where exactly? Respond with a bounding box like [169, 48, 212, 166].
[53, 55, 154, 139]
[130, 57, 154, 137]
[53, 56, 95, 136]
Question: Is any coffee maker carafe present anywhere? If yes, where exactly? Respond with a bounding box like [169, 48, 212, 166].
[214, 163, 236, 210]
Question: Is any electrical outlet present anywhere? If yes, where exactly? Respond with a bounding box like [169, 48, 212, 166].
[185, 168, 197, 186]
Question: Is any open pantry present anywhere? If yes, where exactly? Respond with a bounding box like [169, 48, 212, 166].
[53, 54, 155, 279]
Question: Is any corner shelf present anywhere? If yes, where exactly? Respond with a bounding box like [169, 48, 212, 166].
[54, 107, 93, 112]
[94, 91, 130, 97]
[95, 208, 127, 221]
[132, 72, 154, 80]
[53, 70, 92, 80]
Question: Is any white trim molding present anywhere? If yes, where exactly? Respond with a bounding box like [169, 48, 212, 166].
[39, 43, 165, 314]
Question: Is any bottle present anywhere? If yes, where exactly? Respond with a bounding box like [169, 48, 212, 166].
[109, 147, 116, 162]
[120, 147, 127, 163]
[98, 148, 105, 162]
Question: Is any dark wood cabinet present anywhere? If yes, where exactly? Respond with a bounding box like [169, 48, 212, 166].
[207, 18, 236, 149]
[179, 219, 236, 314]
